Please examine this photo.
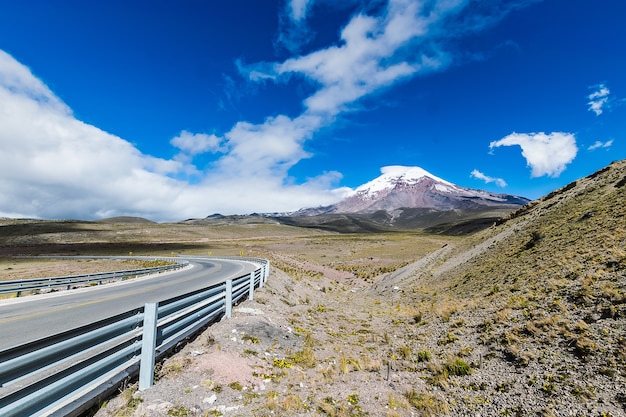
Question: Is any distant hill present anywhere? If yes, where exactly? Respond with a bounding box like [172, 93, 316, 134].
[180, 214, 280, 226]
[96, 216, 155, 224]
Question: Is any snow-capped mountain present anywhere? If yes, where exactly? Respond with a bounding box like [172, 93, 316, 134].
[296, 165, 529, 215]
[195, 166, 530, 233]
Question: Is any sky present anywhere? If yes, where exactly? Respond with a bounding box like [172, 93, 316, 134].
[0, 0, 624, 222]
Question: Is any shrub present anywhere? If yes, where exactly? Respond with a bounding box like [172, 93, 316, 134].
[523, 231, 544, 250]
[403, 390, 449, 415]
[273, 358, 293, 369]
[416, 350, 431, 363]
[290, 347, 317, 368]
[228, 381, 243, 391]
[443, 358, 472, 376]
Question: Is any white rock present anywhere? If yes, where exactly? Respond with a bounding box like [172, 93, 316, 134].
[216, 405, 240, 413]
[235, 307, 264, 315]
[147, 401, 173, 411]
[204, 394, 217, 404]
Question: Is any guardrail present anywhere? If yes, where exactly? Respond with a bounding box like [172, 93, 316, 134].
[0, 258, 188, 297]
[0, 257, 270, 417]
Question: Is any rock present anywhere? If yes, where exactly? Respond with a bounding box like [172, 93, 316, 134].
[204, 394, 217, 404]
[235, 307, 264, 315]
[146, 401, 173, 411]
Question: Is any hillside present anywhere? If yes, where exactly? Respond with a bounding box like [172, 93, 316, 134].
[89, 160, 626, 416]
[371, 158, 626, 414]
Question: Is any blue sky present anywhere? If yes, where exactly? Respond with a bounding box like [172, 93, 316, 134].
[0, 0, 624, 221]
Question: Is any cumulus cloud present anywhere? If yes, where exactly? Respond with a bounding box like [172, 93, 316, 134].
[170, 131, 224, 156]
[0, 50, 347, 221]
[587, 139, 613, 151]
[587, 83, 610, 116]
[0, 50, 69, 114]
[470, 169, 507, 187]
[0, 1, 544, 221]
[208, 113, 324, 183]
[489, 132, 578, 178]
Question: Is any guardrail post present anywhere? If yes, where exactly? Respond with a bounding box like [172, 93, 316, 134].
[249, 272, 254, 300]
[264, 261, 270, 283]
[139, 302, 158, 391]
[259, 265, 265, 288]
[225, 280, 233, 318]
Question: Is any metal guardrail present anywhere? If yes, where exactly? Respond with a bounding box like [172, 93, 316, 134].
[0, 257, 270, 417]
[0, 258, 188, 297]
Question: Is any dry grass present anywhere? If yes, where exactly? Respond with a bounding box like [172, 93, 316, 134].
[0, 220, 451, 284]
[0, 258, 174, 282]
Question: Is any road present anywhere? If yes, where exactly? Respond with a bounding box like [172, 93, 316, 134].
[0, 257, 257, 349]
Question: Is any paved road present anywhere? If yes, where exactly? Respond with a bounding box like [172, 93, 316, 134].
[0, 257, 257, 349]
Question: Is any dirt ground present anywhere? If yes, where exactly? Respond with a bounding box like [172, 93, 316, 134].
[0, 258, 152, 281]
[95, 262, 435, 417]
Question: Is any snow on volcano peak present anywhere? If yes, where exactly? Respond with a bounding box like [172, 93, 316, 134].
[354, 165, 455, 196]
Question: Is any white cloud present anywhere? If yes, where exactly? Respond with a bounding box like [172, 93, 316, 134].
[275, 1, 436, 118]
[470, 169, 507, 187]
[587, 139, 613, 151]
[289, 0, 312, 22]
[170, 130, 224, 155]
[0, 50, 70, 114]
[489, 132, 578, 178]
[0, 50, 347, 221]
[274, 0, 316, 53]
[263, 0, 531, 123]
[587, 83, 610, 116]
[0, 1, 545, 221]
[213, 114, 321, 179]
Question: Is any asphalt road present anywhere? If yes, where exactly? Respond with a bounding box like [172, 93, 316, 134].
[0, 257, 257, 349]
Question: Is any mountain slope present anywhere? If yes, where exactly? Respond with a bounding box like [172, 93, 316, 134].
[287, 165, 529, 232]
[335, 165, 528, 213]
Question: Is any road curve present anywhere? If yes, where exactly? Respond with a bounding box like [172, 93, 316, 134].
[0, 257, 257, 349]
